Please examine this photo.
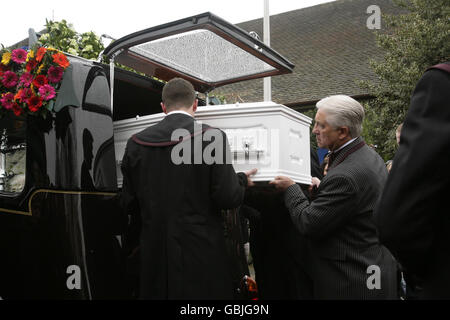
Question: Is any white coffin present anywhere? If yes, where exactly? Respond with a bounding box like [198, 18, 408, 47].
[113, 101, 312, 187]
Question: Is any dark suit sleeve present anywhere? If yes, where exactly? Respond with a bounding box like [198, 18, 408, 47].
[120, 141, 140, 217]
[376, 68, 450, 276]
[120, 141, 142, 253]
[210, 130, 247, 209]
[284, 174, 358, 239]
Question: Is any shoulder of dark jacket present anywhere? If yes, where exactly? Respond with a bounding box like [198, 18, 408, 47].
[130, 114, 217, 146]
[426, 61, 450, 74]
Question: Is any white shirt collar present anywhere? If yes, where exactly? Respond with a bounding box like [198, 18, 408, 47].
[334, 137, 357, 153]
[166, 110, 193, 118]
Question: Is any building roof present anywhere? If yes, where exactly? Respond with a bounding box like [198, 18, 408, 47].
[211, 0, 405, 109]
[8, 29, 46, 49]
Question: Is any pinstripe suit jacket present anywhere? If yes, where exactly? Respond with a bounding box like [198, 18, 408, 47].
[284, 137, 397, 299]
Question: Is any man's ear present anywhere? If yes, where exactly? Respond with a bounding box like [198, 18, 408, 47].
[338, 126, 350, 140]
[161, 102, 167, 114]
[192, 99, 198, 113]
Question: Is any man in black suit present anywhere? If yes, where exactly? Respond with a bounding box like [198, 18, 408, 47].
[240, 147, 322, 300]
[121, 78, 256, 299]
[376, 62, 450, 299]
[270, 95, 397, 299]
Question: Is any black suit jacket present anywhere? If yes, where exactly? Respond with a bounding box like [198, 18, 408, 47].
[284, 137, 398, 299]
[376, 64, 450, 299]
[121, 113, 247, 299]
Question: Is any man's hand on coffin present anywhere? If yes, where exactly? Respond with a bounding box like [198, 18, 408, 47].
[308, 177, 321, 194]
[269, 176, 295, 192]
[245, 168, 258, 187]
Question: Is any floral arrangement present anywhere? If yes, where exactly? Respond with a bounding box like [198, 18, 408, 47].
[0, 45, 70, 118]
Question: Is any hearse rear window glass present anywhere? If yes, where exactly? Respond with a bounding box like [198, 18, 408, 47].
[0, 116, 26, 193]
[131, 29, 275, 83]
[103, 12, 294, 93]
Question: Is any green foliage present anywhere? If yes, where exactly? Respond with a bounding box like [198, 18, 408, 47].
[360, 0, 450, 160]
[38, 19, 153, 78]
[39, 19, 104, 60]
[208, 94, 227, 105]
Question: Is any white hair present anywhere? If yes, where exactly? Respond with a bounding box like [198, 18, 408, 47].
[316, 95, 365, 138]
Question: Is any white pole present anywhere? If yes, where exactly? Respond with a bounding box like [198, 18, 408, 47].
[263, 0, 271, 102]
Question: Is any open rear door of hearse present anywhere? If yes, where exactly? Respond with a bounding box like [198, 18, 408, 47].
[102, 12, 294, 94]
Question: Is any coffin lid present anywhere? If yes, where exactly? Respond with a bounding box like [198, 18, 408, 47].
[102, 12, 294, 93]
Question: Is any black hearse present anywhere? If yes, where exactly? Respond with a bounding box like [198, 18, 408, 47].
[0, 12, 294, 299]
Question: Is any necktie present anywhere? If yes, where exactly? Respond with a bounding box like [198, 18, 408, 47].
[328, 151, 337, 167]
[322, 152, 331, 176]
[323, 151, 338, 176]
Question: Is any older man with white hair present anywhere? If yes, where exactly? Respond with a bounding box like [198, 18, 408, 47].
[270, 95, 397, 299]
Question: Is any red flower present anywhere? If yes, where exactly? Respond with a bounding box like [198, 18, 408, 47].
[12, 103, 23, 116]
[32, 75, 48, 88]
[47, 66, 63, 83]
[27, 95, 43, 112]
[26, 59, 38, 72]
[14, 89, 23, 101]
[20, 72, 33, 87]
[11, 49, 27, 64]
[52, 52, 70, 69]
[17, 87, 32, 103]
[1, 71, 18, 88]
[36, 47, 47, 62]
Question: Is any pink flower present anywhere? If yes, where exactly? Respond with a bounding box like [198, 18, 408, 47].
[1, 71, 18, 88]
[20, 72, 33, 87]
[18, 87, 32, 102]
[11, 49, 28, 64]
[47, 66, 63, 83]
[38, 84, 56, 101]
[1, 93, 15, 110]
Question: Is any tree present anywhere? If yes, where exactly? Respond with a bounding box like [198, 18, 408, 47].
[38, 19, 104, 60]
[360, 0, 450, 160]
